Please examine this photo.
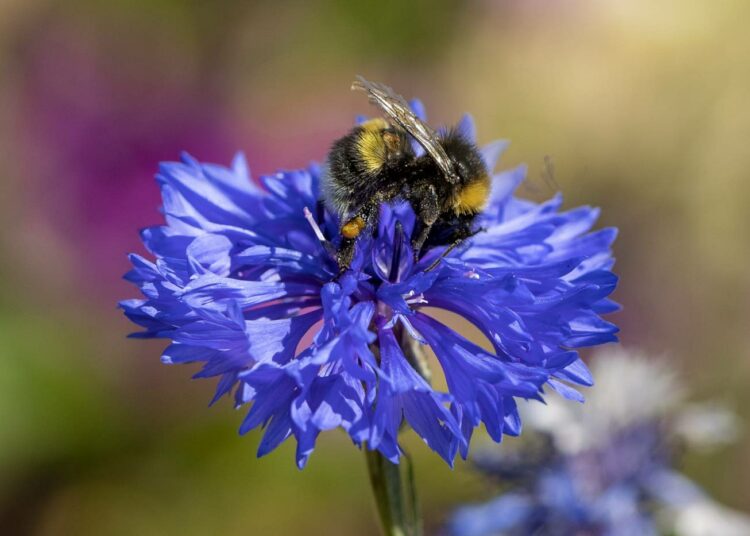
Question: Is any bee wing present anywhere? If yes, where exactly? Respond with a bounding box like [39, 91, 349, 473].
[351, 76, 459, 184]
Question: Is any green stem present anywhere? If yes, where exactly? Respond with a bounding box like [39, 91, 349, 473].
[364, 322, 428, 535]
[365, 447, 422, 536]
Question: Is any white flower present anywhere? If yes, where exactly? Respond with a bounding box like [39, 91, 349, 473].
[522, 347, 683, 453]
[673, 500, 750, 536]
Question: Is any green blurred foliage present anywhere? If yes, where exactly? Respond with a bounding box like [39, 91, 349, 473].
[0, 0, 748, 534]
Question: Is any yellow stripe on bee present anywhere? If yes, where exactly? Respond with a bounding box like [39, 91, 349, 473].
[454, 175, 490, 215]
[357, 118, 389, 173]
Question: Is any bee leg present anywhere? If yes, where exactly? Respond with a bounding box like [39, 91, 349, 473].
[412, 222, 433, 261]
[336, 237, 356, 275]
[424, 222, 483, 272]
[336, 198, 383, 275]
[424, 235, 470, 272]
[410, 184, 440, 260]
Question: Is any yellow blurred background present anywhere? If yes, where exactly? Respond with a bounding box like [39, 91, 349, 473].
[0, 1, 748, 534]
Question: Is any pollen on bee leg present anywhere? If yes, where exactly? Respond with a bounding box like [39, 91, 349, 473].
[341, 216, 366, 239]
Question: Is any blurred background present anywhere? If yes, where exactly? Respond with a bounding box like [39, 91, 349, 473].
[0, 0, 748, 534]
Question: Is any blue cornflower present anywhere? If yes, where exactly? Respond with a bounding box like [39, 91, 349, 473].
[121, 103, 619, 468]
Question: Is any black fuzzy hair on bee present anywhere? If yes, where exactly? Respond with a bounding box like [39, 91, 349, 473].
[321, 77, 489, 273]
[322, 118, 413, 219]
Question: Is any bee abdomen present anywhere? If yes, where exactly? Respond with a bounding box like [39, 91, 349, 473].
[453, 174, 490, 215]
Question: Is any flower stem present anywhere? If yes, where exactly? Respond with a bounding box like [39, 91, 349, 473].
[365, 447, 422, 536]
[364, 321, 427, 535]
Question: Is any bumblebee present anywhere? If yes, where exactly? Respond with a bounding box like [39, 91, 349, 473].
[321, 76, 490, 272]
